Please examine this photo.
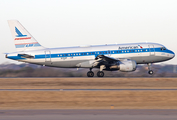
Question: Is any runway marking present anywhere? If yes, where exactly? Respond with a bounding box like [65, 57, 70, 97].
[1, 109, 177, 115]
[0, 89, 177, 91]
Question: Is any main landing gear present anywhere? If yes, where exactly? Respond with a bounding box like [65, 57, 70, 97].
[97, 65, 105, 77]
[97, 71, 104, 77]
[147, 63, 153, 75]
[87, 68, 94, 77]
[87, 65, 106, 77]
[87, 70, 105, 77]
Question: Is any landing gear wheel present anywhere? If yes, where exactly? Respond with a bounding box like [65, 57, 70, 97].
[97, 71, 104, 77]
[87, 71, 94, 77]
[148, 70, 153, 75]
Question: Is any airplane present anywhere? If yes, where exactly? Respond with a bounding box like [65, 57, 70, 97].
[5, 20, 175, 77]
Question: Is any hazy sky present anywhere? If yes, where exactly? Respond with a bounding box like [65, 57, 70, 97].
[0, 0, 177, 64]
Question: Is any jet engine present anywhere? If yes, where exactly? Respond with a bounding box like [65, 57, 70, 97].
[109, 59, 137, 72]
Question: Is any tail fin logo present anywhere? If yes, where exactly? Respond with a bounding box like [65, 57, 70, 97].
[15, 27, 27, 37]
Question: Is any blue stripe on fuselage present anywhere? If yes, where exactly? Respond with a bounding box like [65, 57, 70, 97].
[7, 47, 173, 60]
[33, 47, 173, 59]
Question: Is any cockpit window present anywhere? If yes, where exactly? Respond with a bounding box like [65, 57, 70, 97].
[161, 47, 166, 50]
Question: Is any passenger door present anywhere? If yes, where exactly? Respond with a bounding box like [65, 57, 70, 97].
[45, 51, 51, 64]
[148, 45, 155, 56]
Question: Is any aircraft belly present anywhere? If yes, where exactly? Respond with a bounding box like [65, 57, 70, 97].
[117, 52, 172, 64]
[131, 55, 171, 64]
[20, 59, 45, 65]
[20, 56, 94, 68]
[51, 60, 89, 68]
[51, 56, 94, 68]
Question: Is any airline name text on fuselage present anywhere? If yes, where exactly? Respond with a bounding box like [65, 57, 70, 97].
[118, 46, 139, 50]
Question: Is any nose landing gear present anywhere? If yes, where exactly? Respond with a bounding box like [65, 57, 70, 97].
[147, 63, 153, 75]
[148, 70, 153, 75]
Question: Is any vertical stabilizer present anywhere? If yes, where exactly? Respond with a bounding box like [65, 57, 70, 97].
[8, 20, 45, 51]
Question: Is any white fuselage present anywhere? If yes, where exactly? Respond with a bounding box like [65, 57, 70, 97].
[7, 42, 175, 68]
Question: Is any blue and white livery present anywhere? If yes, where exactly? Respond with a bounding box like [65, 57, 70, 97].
[6, 20, 175, 77]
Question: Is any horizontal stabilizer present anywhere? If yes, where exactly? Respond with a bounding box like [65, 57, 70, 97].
[18, 54, 34, 58]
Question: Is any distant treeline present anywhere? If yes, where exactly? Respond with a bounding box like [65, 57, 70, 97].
[0, 63, 177, 77]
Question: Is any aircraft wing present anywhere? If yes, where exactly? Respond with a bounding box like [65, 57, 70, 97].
[95, 55, 118, 62]
[93, 55, 119, 67]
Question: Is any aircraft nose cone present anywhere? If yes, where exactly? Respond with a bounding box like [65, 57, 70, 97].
[170, 50, 175, 59]
[172, 51, 175, 58]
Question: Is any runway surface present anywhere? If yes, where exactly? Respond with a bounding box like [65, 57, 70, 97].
[0, 109, 177, 120]
[0, 89, 177, 91]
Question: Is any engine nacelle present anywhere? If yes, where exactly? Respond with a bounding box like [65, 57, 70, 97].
[119, 59, 137, 72]
[109, 59, 137, 72]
